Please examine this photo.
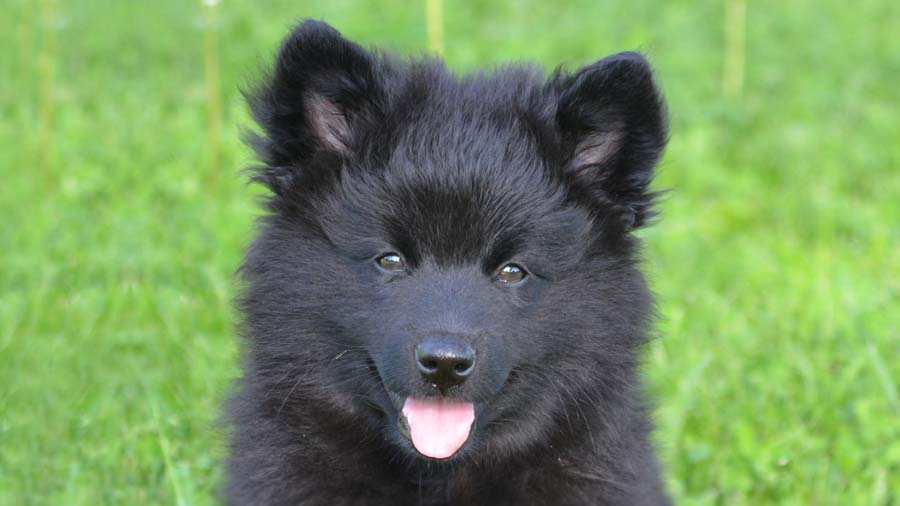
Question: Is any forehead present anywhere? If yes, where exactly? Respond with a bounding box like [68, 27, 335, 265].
[319, 66, 588, 264]
[324, 159, 585, 268]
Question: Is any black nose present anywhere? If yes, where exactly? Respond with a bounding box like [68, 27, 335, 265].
[415, 337, 476, 389]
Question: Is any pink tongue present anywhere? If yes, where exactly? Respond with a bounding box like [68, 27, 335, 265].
[402, 397, 475, 459]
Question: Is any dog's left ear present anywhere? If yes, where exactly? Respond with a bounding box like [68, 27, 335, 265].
[555, 52, 668, 229]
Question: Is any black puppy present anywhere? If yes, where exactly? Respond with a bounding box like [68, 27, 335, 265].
[227, 20, 670, 505]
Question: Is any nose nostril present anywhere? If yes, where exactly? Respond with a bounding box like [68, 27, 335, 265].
[454, 362, 471, 374]
[424, 360, 438, 370]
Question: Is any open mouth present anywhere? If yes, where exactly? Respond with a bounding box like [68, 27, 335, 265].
[389, 392, 475, 459]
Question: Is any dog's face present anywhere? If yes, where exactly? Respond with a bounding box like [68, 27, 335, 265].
[241, 21, 666, 464]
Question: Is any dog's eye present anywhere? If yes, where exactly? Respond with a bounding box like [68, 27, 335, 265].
[376, 253, 405, 272]
[497, 263, 526, 283]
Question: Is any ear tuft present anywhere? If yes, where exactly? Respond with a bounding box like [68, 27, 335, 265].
[304, 92, 351, 153]
[570, 127, 626, 172]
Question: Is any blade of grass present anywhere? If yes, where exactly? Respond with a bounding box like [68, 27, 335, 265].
[202, 0, 222, 190]
[722, 0, 746, 97]
[425, 0, 444, 55]
[37, 0, 57, 188]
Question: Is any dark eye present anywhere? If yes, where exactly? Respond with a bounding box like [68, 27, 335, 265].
[376, 253, 405, 272]
[497, 263, 526, 283]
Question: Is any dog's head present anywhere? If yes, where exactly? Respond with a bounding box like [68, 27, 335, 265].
[240, 20, 667, 465]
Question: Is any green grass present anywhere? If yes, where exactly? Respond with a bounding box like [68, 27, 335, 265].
[1, 0, 898, 504]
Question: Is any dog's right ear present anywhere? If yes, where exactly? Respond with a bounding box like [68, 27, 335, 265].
[245, 20, 385, 191]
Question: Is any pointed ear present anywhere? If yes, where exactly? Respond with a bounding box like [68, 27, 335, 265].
[246, 20, 385, 189]
[555, 52, 668, 229]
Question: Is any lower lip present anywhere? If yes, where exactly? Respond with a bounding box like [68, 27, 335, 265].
[389, 392, 413, 439]
[397, 413, 412, 439]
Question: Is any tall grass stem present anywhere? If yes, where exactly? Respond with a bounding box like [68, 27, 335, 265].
[202, 0, 222, 190]
[426, 0, 444, 55]
[723, 0, 746, 97]
[38, 0, 57, 188]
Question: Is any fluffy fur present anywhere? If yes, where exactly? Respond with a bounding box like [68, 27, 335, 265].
[226, 20, 670, 505]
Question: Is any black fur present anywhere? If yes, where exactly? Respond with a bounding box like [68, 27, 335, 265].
[227, 20, 670, 505]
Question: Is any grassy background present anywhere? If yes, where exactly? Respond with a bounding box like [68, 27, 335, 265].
[2, 0, 898, 504]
